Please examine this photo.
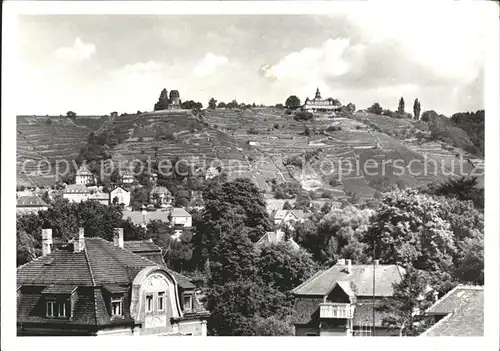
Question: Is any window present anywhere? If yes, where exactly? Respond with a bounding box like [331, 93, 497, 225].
[46, 301, 55, 317]
[58, 302, 66, 317]
[146, 294, 153, 312]
[158, 292, 165, 311]
[111, 297, 122, 316]
[183, 295, 192, 311]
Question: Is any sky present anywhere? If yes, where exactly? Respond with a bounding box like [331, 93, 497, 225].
[17, 7, 490, 116]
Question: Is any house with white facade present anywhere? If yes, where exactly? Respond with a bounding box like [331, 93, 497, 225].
[16, 196, 49, 214]
[62, 185, 91, 203]
[274, 209, 305, 228]
[110, 186, 130, 207]
[75, 165, 95, 185]
[170, 208, 192, 227]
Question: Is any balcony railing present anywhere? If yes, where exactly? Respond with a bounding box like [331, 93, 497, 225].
[319, 303, 355, 319]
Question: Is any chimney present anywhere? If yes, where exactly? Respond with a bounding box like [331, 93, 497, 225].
[73, 227, 85, 252]
[346, 259, 352, 274]
[113, 228, 124, 249]
[373, 259, 379, 266]
[41, 229, 53, 256]
[142, 209, 147, 224]
[433, 290, 439, 302]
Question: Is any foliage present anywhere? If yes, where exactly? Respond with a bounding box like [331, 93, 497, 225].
[451, 110, 484, 157]
[248, 128, 259, 135]
[423, 176, 483, 210]
[130, 187, 150, 210]
[154, 88, 170, 111]
[250, 315, 294, 336]
[180, 100, 203, 110]
[256, 243, 318, 294]
[427, 114, 476, 154]
[285, 95, 301, 109]
[367, 103, 383, 115]
[293, 111, 313, 121]
[345, 103, 356, 113]
[413, 98, 421, 120]
[208, 98, 217, 110]
[66, 111, 77, 119]
[366, 189, 456, 273]
[272, 182, 302, 199]
[397, 97, 405, 115]
[17, 229, 41, 266]
[282, 201, 293, 210]
[377, 267, 434, 336]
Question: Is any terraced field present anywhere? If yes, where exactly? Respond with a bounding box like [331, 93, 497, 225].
[16, 116, 105, 187]
[17, 108, 484, 196]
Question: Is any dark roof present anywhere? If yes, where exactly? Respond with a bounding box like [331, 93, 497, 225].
[123, 240, 159, 253]
[42, 285, 78, 294]
[122, 211, 170, 226]
[422, 285, 483, 336]
[292, 263, 405, 297]
[17, 238, 194, 289]
[17, 196, 48, 207]
[63, 185, 91, 194]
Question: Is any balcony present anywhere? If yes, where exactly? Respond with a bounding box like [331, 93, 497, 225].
[319, 303, 355, 319]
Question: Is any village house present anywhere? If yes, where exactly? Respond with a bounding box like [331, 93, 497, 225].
[291, 259, 405, 336]
[16, 196, 49, 214]
[122, 210, 170, 229]
[255, 229, 300, 251]
[274, 209, 305, 228]
[62, 184, 91, 203]
[187, 191, 204, 211]
[110, 186, 131, 207]
[170, 208, 192, 228]
[302, 88, 342, 114]
[122, 171, 135, 185]
[75, 165, 95, 186]
[17, 227, 210, 336]
[88, 192, 110, 206]
[149, 186, 172, 207]
[420, 285, 484, 336]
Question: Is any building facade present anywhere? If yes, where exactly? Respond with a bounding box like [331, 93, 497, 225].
[110, 186, 130, 206]
[149, 186, 172, 207]
[291, 259, 405, 336]
[16, 196, 49, 214]
[75, 165, 94, 185]
[170, 208, 192, 227]
[89, 192, 110, 206]
[303, 88, 342, 114]
[62, 185, 91, 203]
[17, 228, 209, 336]
[274, 210, 305, 228]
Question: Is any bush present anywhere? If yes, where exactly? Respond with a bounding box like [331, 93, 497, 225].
[367, 103, 383, 115]
[138, 136, 144, 142]
[355, 125, 363, 130]
[326, 125, 342, 132]
[273, 123, 280, 130]
[45, 119, 52, 125]
[294, 111, 314, 121]
[303, 126, 311, 136]
[248, 128, 259, 135]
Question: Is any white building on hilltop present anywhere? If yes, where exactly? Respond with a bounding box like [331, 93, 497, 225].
[110, 186, 130, 206]
[75, 165, 94, 185]
[303, 88, 342, 114]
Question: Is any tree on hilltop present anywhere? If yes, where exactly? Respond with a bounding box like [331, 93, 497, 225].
[208, 98, 217, 109]
[285, 95, 301, 109]
[398, 97, 405, 115]
[413, 98, 421, 120]
[66, 111, 77, 119]
[367, 103, 383, 115]
[154, 88, 169, 111]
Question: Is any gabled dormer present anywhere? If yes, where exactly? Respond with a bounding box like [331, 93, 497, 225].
[103, 284, 129, 319]
[41, 285, 78, 319]
[319, 281, 357, 320]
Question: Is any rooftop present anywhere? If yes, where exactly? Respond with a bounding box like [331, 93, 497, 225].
[63, 184, 91, 194]
[17, 196, 48, 208]
[274, 209, 305, 220]
[76, 165, 92, 176]
[150, 186, 171, 195]
[171, 208, 191, 217]
[292, 262, 405, 297]
[421, 285, 483, 336]
[256, 230, 300, 250]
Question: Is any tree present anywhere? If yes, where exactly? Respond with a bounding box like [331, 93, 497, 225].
[423, 176, 483, 210]
[130, 187, 150, 210]
[377, 267, 434, 336]
[217, 102, 226, 108]
[154, 88, 169, 111]
[345, 103, 356, 113]
[283, 201, 293, 210]
[250, 315, 294, 336]
[66, 111, 77, 119]
[398, 97, 405, 115]
[208, 98, 217, 109]
[367, 103, 383, 115]
[420, 110, 438, 122]
[413, 98, 421, 120]
[210, 229, 258, 286]
[366, 189, 456, 273]
[285, 95, 301, 109]
[256, 243, 318, 294]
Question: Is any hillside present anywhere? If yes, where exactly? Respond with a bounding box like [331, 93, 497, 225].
[16, 108, 484, 196]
